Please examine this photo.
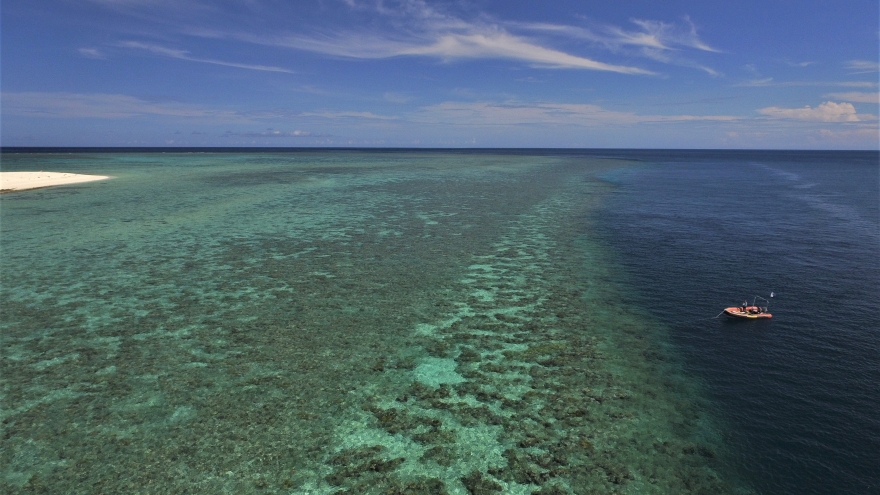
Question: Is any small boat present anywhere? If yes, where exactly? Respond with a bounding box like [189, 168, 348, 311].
[723, 295, 773, 319]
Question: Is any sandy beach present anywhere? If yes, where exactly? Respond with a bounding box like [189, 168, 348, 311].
[0, 172, 111, 193]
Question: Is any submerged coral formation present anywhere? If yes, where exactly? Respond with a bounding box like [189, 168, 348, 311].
[315, 186, 732, 494]
[0, 152, 740, 494]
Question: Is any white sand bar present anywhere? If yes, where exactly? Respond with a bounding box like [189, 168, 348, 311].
[0, 172, 111, 193]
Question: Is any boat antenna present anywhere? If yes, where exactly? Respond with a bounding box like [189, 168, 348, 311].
[752, 294, 771, 306]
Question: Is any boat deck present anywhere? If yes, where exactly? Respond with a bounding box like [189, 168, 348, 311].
[724, 306, 772, 319]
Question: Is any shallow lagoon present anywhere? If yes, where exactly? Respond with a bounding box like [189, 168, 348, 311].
[2, 151, 738, 493]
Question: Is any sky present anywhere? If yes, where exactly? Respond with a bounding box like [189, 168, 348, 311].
[1, 0, 878, 148]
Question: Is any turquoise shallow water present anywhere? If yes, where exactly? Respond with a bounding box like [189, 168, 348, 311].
[2, 151, 739, 494]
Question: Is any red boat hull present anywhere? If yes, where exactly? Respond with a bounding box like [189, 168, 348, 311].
[723, 306, 772, 319]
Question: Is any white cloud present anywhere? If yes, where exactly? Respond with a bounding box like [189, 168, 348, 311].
[414, 100, 739, 127]
[0, 92, 371, 129]
[630, 16, 719, 52]
[0, 91, 251, 122]
[188, 1, 655, 75]
[845, 60, 880, 74]
[298, 110, 398, 121]
[516, 16, 718, 53]
[401, 31, 654, 74]
[229, 29, 653, 74]
[119, 41, 294, 73]
[511, 16, 720, 75]
[89, 0, 722, 76]
[738, 77, 775, 87]
[822, 92, 880, 104]
[757, 101, 866, 122]
[78, 48, 106, 59]
[223, 129, 326, 138]
[737, 78, 878, 88]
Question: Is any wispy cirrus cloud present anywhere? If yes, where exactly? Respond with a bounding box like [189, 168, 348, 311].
[403, 31, 655, 73]
[205, 28, 654, 75]
[0, 90, 400, 125]
[298, 110, 398, 121]
[2, 90, 740, 128]
[758, 101, 875, 122]
[413, 100, 739, 127]
[185, 0, 655, 75]
[78, 47, 107, 59]
[736, 78, 877, 88]
[822, 92, 880, 104]
[507, 15, 720, 75]
[845, 60, 880, 74]
[0, 91, 251, 122]
[118, 41, 295, 73]
[86, 0, 721, 76]
[516, 16, 717, 52]
[615, 19, 722, 75]
[785, 60, 815, 67]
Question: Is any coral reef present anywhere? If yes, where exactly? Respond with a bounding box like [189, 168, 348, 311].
[1, 152, 739, 494]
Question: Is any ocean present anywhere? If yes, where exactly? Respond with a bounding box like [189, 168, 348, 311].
[595, 150, 880, 494]
[1, 149, 877, 494]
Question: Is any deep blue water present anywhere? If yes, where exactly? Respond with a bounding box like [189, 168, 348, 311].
[595, 151, 880, 495]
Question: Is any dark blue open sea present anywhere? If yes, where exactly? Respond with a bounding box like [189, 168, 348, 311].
[1, 149, 878, 494]
[595, 150, 880, 495]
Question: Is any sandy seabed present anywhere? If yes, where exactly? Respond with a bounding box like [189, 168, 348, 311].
[0, 172, 110, 192]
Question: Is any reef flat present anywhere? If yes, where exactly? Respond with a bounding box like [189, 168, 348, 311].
[0, 151, 735, 494]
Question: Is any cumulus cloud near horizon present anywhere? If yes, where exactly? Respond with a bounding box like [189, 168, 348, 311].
[223, 129, 326, 138]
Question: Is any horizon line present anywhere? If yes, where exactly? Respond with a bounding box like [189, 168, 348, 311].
[2, 146, 877, 153]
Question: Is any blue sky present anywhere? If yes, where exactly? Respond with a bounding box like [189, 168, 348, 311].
[2, 0, 878, 148]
